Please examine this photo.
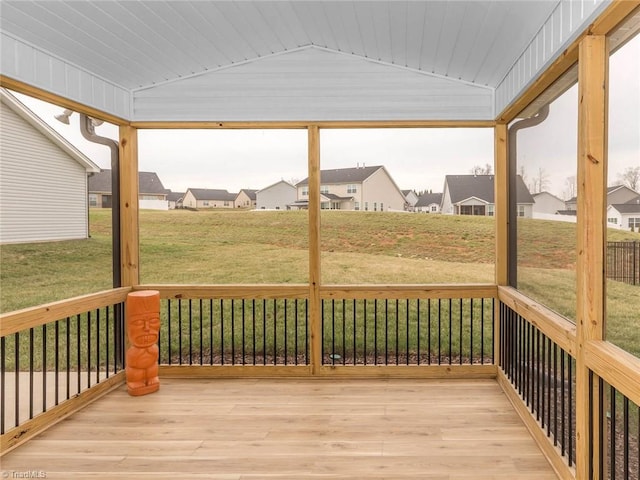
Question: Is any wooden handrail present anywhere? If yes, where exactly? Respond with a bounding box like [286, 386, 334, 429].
[498, 286, 577, 357]
[0, 287, 131, 337]
[585, 340, 640, 408]
[320, 284, 497, 300]
[134, 284, 309, 299]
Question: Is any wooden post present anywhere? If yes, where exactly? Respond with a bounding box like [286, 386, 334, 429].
[494, 123, 509, 367]
[119, 125, 140, 287]
[576, 35, 608, 480]
[308, 126, 322, 374]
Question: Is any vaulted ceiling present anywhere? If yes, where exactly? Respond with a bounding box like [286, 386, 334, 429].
[0, 1, 615, 122]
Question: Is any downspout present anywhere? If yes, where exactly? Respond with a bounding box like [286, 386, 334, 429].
[507, 104, 549, 287]
[79, 115, 121, 288]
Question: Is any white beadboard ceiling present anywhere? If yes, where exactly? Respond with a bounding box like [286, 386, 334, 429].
[0, 0, 613, 121]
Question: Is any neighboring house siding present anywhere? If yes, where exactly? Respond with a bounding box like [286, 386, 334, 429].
[361, 168, 406, 212]
[532, 192, 566, 215]
[182, 191, 197, 208]
[441, 182, 454, 215]
[609, 187, 639, 205]
[0, 102, 89, 243]
[257, 182, 297, 210]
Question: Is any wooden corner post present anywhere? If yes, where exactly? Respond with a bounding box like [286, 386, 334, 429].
[119, 125, 140, 287]
[494, 123, 509, 366]
[308, 125, 322, 374]
[576, 34, 608, 480]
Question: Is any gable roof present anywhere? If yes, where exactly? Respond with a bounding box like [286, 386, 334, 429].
[445, 175, 534, 204]
[609, 203, 640, 215]
[416, 193, 443, 208]
[256, 180, 296, 193]
[566, 185, 639, 204]
[89, 170, 166, 195]
[297, 166, 383, 186]
[238, 189, 258, 201]
[533, 191, 565, 203]
[0, 89, 100, 173]
[187, 188, 236, 201]
[166, 191, 184, 202]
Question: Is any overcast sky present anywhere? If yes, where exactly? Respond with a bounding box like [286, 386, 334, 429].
[12, 35, 638, 199]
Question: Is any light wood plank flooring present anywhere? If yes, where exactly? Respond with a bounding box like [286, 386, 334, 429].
[1, 378, 558, 479]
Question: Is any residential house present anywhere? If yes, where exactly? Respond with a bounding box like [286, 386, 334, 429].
[296, 165, 406, 212]
[441, 174, 534, 217]
[89, 170, 167, 208]
[0, 89, 100, 243]
[402, 190, 419, 211]
[183, 188, 237, 209]
[532, 191, 567, 215]
[235, 189, 257, 209]
[415, 193, 443, 213]
[166, 191, 184, 210]
[607, 196, 640, 231]
[566, 184, 639, 211]
[256, 180, 297, 210]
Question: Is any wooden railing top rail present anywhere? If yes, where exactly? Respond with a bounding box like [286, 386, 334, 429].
[0, 287, 131, 337]
[585, 340, 640, 408]
[135, 284, 309, 300]
[320, 284, 497, 300]
[498, 286, 577, 357]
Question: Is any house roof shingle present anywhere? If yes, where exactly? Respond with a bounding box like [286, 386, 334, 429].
[609, 203, 640, 214]
[166, 191, 185, 202]
[89, 170, 166, 195]
[187, 188, 237, 201]
[445, 174, 534, 204]
[416, 193, 443, 207]
[296, 165, 382, 186]
[238, 189, 258, 200]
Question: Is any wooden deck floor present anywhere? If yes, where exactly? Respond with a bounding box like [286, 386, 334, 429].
[2, 378, 558, 479]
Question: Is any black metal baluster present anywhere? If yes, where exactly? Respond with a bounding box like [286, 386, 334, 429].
[611, 385, 616, 478]
[76, 315, 81, 395]
[342, 299, 346, 366]
[331, 300, 335, 365]
[87, 311, 92, 389]
[448, 299, 452, 365]
[262, 299, 266, 366]
[210, 299, 214, 365]
[374, 300, 378, 365]
[438, 299, 442, 365]
[363, 299, 367, 366]
[178, 299, 183, 365]
[417, 299, 421, 365]
[166, 301, 171, 365]
[96, 308, 100, 384]
[188, 299, 193, 365]
[352, 299, 356, 365]
[29, 328, 34, 419]
[0, 336, 4, 434]
[66, 318, 70, 399]
[199, 299, 204, 365]
[553, 343, 558, 445]
[42, 324, 47, 412]
[305, 299, 309, 365]
[231, 299, 236, 365]
[547, 337, 552, 436]
[568, 357, 573, 466]
[220, 299, 225, 366]
[470, 299, 474, 364]
[272, 299, 276, 365]
[321, 300, 325, 364]
[623, 396, 629, 480]
[14, 332, 19, 428]
[243, 299, 247, 366]
[561, 351, 566, 457]
[384, 299, 388, 365]
[458, 298, 463, 365]
[254, 299, 258, 366]
[283, 299, 287, 366]
[427, 299, 432, 365]
[405, 299, 409, 365]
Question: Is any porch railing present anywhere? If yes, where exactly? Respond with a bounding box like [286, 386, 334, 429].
[0, 288, 130, 453]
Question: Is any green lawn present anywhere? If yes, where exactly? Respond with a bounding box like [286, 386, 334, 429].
[1, 208, 638, 356]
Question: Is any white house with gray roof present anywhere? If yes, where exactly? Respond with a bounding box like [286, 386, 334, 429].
[296, 165, 407, 212]
[441, 174, 534, 218]
[256, 180, 297, 210]
[607, 197, 640, 231]
[0, 89, 100, 244]
[183, 188, 237, 209]
[89, 170, 167, 209]
[415, 193, 443, 213]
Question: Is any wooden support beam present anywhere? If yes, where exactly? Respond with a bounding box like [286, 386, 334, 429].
[494, 123, 509, 367]
[308, 126, 322, 374]
[576, 35, 608, 480]
[119, 126, 140, 287]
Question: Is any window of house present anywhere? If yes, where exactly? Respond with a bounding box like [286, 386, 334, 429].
[517, 205, 525, 217]
[373, 202, 377, 211]
[301, 187, 308, 196]
[347, 184, 357, 193]
[608, 217, 617, 224]
[364, 202, 368, 211]
[224, 201, 229, 206]
[320, 185, 329, 194]
[203, 201, 209, 206]
[629, 218, 640, 229]
[354, 201, 360, 210]
[487, 205, 495, 216]
[88, 194, 97, 207]
[380, 203, 384, 211]
[431, 205, 437, 212]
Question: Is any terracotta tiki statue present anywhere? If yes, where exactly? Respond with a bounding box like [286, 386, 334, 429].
[126, 290, 160, 396]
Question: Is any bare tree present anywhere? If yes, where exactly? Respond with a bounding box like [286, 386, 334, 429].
[531, 167, 550, 194]
[470, 163, 493, 175]
[564, 176, 577, 200]
[617, 166, 640, 191]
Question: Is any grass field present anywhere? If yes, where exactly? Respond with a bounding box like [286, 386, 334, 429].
[1, 208, 638, 356]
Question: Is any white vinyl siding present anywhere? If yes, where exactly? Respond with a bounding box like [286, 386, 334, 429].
[0, 102, 90, 243]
